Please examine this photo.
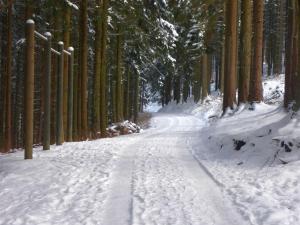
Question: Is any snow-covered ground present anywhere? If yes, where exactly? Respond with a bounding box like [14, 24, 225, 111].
[0, 113, 249, 225]
[1, 75, 299, 225]
[161, 75, 300, 225]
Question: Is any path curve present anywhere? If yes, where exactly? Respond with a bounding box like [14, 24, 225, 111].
[102, 113, 249, 225]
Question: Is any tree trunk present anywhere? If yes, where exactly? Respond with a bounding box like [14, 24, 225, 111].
[249, 0, 264, 104]
[93, 0, 102, 137]
[133, 72, 140, 123]
[284, 0, 297, 108]
[63, 3, 71, 138]
[116, 26, 123, 122]
[100, 0, 109, 137]
[295, 0, 300, 108]
[25, 0, 34, 20]
[223, 0, 238, 111]
[238, 0, 252, 104]
[80, 0, 88, 140]
[2, 0, 13, 153]
[201, 54, 208, 101]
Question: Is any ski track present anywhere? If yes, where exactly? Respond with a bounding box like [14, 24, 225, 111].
[0, 113, 249, 225]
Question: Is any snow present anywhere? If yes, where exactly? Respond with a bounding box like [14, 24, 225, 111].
[1, 75, 299, 225]
[65, 0, 79, 11]
[160, 75, 300, 225]
[144, 102, 161, 112]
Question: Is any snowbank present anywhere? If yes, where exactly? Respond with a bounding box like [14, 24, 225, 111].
[160, 75, 300, 225]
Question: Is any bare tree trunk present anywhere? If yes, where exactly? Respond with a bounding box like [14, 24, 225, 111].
[223, 0, 238, 111]
[238, 0, 252, 104]
[80, 0, 88, 140]
[201, 54, 208, 101]
[2, 0, 13, 153]
[93, 0, 102, 137]
[63, 3, 71, 138]
[249, 0, 264, 104]
[100, 0, 109, 137]
[295, 0, 300, 108]
[284, 0, 297, 108]
[116, 25, 123, 122]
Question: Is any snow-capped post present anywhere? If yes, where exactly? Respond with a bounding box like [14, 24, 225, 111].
[24, 19, 35, 159]
[43, 32, 52, 150]
[67, 47, 74, 142]
[56, 41, 64, 146]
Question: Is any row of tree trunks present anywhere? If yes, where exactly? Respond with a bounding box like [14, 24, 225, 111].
[0, 0, 147, 154]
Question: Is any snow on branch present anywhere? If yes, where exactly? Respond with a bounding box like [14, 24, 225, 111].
[65, 0, 79, 10]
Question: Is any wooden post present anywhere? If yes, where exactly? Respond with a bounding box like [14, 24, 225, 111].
[56, 42, 64, 145]
[43, 32, 52, 150]
[67, 47, 74, 142]
[24, 19, 35, 159]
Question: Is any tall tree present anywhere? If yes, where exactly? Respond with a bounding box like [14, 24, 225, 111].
[63, 2, 72, 139]
[223, 0, 238, 111]
[249, 0, 264, 104]
[79, 0, 88, 139]
[238, 0, 252, 104]
[93, 0, 102, 137]
[1, 0, 13, 152]
[295, 0, 300, 108]
[100, 0, 109, 137]
[284, 0, 297, 108]
[116, 24, 124, 122]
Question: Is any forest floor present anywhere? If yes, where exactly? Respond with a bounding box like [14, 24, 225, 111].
[1, 75, 300, 225]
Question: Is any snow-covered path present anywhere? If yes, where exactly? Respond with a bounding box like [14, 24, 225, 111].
[102, 114, 247, 225]
[0, 113, 248, 225]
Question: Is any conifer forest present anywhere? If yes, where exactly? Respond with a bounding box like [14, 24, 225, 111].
[1, 1, 300, 225]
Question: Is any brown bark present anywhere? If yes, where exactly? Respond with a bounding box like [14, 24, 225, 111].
[25, 0, 33, 20]
[80, 0, 88, 139]
[238, 0, 252, 104]
[223, 0, 238, 111]
[100, 0, 109, 137]
[93, 0, 102, 136]
[1, 0, 13, 153]
[284, 0, 297, 108]
[295, 0, 300, 108]
[249, 0, 264, 103]
[63, 4, 71, 138]
[201, 54, 208, 101]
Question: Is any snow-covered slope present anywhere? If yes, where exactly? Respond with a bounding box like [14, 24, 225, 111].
[160, 75, 300, 225]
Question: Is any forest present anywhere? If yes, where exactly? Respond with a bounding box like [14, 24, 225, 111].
[2, 1, 300, 225]
[0, 0, 299, 155]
